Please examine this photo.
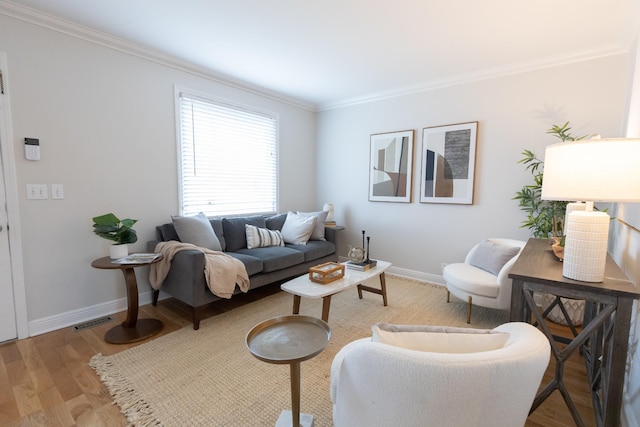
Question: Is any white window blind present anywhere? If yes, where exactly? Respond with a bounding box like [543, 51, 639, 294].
[178, 92, 278, 216]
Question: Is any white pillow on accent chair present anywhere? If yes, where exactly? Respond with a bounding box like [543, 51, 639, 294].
[371, 323, 509, 353]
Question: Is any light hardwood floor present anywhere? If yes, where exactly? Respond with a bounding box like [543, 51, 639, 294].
[1, 284, 596, 426]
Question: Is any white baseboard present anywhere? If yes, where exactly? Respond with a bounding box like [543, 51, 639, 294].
[27, 290, 157, 337]
[387, 265, 446, 286]
[27, 265, 446, 337]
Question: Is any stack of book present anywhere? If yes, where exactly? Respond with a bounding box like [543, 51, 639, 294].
[324, 220, 337, 227]
[346, 259, 377, 271]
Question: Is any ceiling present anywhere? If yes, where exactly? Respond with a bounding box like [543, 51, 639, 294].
[3, 0, 640, 110]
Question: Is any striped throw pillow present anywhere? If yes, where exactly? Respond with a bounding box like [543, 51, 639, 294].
[245, 224, 285, 249]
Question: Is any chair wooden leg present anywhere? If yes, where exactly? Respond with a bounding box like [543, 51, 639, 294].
[446, 290, 450, 303]
[467, 296, 472, 324]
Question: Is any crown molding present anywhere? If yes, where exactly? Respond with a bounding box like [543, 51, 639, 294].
[0, 1, 316, 111]
[2, 1, 636, 113]
[318, 44, 627, 111]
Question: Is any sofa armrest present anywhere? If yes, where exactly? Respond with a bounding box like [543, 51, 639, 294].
[324, 226, 343, 245]
[157, 249, 210, 306]
[147, 240, 162, 252]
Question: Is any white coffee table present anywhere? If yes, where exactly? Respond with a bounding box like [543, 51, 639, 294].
[281, 260, 391, 322]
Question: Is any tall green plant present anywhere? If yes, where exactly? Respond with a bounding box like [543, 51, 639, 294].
[513, 122, 586, 238]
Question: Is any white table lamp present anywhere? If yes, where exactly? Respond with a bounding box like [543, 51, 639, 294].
[541, 138, 640, 282]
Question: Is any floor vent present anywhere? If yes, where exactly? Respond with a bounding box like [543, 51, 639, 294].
[73, 316, 112, 331]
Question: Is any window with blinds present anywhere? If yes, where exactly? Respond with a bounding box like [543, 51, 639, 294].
[177, 92, 278, 216]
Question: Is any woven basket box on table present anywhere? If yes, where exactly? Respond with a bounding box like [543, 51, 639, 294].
[309, 262, 345, 284]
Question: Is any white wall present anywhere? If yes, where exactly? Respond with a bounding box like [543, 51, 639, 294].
[0, 14, 317, 333]
[612, 36, 640, 427]
[316, 55, 629, 280]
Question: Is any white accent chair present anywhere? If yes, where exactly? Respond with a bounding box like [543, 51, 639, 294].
[444, 238, 526, 323]
[330, 322, 550, 427]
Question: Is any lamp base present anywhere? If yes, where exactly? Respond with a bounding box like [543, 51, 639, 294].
[562, 211, 609, 283]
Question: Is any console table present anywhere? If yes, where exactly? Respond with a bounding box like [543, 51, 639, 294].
[509, 238, 639, 427]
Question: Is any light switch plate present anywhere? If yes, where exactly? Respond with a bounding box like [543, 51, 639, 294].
[51, 184, 64, 199]
[26, 184, 48, 200]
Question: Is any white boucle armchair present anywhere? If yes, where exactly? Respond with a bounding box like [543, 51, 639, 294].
[330, 322, 550, 427]
[444, 238, 526, 323]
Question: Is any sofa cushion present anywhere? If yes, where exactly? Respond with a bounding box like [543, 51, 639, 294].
[222, 215, 267, 252]
[246, 224, 284, 249]
[281, 212, 317, 245]
[225, 252, 264, 276]
[468, 240, 520, 276]
[297, 211, 329, 240]
[171, 213, 222, 251]
[156, 223, 180, 242]
[286, 240, 335, 262]
[209, 219, 225, 251]
[234, 246, 305, 273]
[266, 213, 288, 231]
[371, 323, 509, 353]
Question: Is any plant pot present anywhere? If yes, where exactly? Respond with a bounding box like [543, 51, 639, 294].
[551, 243, 564, 261]
[109, 243, 128, 259]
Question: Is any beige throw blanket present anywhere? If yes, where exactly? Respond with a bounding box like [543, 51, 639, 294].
[149, 241, 250, 299]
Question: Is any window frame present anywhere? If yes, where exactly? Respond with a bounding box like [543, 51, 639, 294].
[174, 86, 279, 217]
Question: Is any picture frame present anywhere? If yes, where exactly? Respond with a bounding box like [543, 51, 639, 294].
[420, 122, 478, 204]
[369, 130, 414, 203]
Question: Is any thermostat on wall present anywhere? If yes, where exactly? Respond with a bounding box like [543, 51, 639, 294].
[24, 138, 40, 160]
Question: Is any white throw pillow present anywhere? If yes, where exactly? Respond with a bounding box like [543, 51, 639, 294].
[171, 212, 222, 251]
[280, 212, 317, 245]
[468, 240, 520, 275]
[245, 224, 285, 249]
[296, 211, 329, 240]
[371, 323, 509, 353]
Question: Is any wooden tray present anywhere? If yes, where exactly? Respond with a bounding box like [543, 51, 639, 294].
[308, 262, 345, 284]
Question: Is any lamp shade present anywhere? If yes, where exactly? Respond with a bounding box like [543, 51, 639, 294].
[540, 137, 640, 282]
[541, 138, 640, 203]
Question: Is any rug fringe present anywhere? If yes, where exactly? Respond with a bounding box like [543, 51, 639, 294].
[89, 353, 163, 426]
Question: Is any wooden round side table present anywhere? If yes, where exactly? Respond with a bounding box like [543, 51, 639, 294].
[91, 255, 164, 344]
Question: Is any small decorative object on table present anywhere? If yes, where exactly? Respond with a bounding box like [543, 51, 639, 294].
[347, 230, 377, 270]
[551, 241, 564, 261]
[92, 212, 138, 259]
[309, 262, 345, 284]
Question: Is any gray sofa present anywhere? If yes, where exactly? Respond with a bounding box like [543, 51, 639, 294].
[148, 213, 340, 329]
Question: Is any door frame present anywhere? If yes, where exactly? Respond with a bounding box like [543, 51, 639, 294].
[0, 52, 28, 339]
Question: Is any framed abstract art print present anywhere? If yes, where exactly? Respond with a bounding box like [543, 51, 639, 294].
[368, 130, 414, 203]
[420, 122, 478, 204]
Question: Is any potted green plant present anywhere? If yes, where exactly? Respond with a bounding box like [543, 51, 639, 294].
[92, 213, 138, 259]
[513, 122, 586, 241]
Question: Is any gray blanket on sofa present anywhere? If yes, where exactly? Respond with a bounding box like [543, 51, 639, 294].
[150, 241, 250, 299]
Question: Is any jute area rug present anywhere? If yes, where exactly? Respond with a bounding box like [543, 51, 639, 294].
[90, 276, 508, 426]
